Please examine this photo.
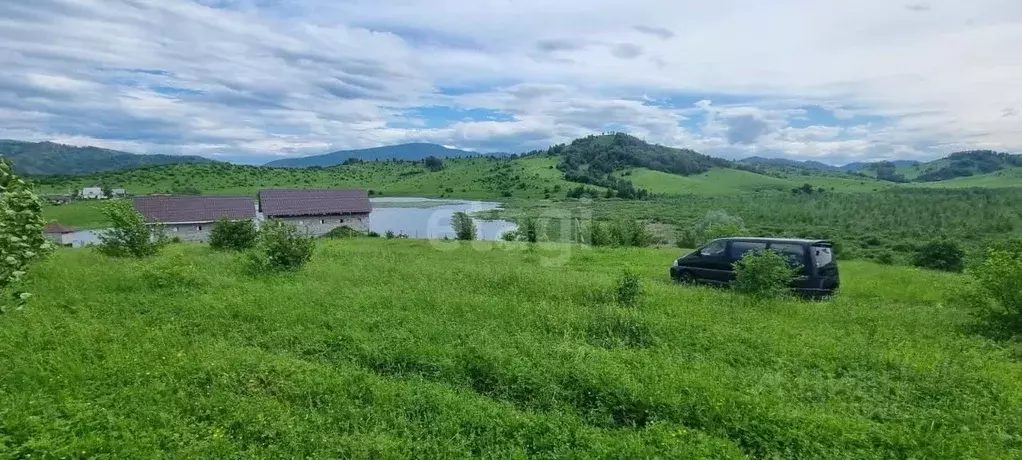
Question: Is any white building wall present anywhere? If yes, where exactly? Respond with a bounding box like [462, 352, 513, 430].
[274, 213, 370, 237]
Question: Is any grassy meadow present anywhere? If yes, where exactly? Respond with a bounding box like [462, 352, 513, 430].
[3, 239, 1022, 458]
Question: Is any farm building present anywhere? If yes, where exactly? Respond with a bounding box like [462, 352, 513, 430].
[43, 223, 77, 247]
[133, 195, 257, 242]
[80, 187, 103, 199]
[45, 195, 72, 205]
[259, 189, 371, 236]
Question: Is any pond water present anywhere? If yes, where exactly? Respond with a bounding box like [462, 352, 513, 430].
[65, 198, 517, 244]
[369, 197, 516, 240]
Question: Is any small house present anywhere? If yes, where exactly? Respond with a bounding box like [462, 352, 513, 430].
[43, 223, 77, 247]
[80, 187, 103, 199]
[111, 189, 127, 197]
[259, 189, 371, 236]
[133, 195, 257, 242]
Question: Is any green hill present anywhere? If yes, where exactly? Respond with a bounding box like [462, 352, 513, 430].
[622, 167, 891, 195]
[0, 140, 216, 175]
[32, 156, 574, 200]
[3, 239, 1021, 457]
[265, 143, 486, 168]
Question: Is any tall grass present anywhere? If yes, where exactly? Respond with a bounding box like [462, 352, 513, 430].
[1, 240, 1020, 458]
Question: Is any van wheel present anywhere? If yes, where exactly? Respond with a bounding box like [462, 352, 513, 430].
[676, 270, 696, 284]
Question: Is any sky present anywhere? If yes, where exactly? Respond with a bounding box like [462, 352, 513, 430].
[1, 0, 1020, 165]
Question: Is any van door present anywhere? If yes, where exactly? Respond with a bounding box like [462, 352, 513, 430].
[727, 241, 768, 283]
[691, 240, 730, 284]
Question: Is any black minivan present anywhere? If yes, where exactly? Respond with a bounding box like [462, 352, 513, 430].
[670, 237, 839, 296]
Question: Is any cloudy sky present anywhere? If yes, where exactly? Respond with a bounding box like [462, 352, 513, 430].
[1, 0, 1020, 164]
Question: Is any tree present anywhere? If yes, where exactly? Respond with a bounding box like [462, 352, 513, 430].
[451, 212, 477, 241]
[733, 250, 796, 298]
[693, 210, 746, 245]
[97, 200, 166, 258]
[518, 217, 539, 243]
[424, 156, 445, 171]
[249, 220, 315, 272]
[209, 219, 258, 251]
[0, 158, 51, 309]
[912, 239, 965, 272]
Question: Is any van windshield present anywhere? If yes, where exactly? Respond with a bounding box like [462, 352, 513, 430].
[813, 246, 834, 267]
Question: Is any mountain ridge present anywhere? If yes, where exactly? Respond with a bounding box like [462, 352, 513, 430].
[264, 142, 486, 167]
[0, 140, 217, 176]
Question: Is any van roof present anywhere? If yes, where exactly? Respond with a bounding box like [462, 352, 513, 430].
[712, 237, 833, 246]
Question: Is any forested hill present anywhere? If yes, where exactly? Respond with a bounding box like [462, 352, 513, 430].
[0, 140, 216, 175]
[265, 143, 482, 167]
[542, 133, 730, 182]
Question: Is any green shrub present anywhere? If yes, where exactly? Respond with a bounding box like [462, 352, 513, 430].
[97, 200, 166, 258]
[518, 217, 539, 243]
[912, 239, 965, 272]
[500, 230, 518, 242]
[323, 226, 363, 239]
[248, 220, 315, 272]
[875, 250, 896, 265]
[965, 248, 1022, 336]
[209, 219, 257, 251]
[451, 212, 477, 241]
[610, 220, 653, 247]
[616, 269, 642, 307]
[141, 254, 204, 290]
[733, 249, 796, 298]
[0, 158, 51, 309]
[694, 210, 746, 245]
[385, 230, 395, 239]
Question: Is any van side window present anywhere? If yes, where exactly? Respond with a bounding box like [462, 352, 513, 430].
[730, 241, 767, 260]
[700, 240, 727, 257]
[771, 243, 806, 268]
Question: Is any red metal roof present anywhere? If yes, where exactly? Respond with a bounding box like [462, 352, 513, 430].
[259, 189, 371, 217]
[133, 196, 256, 224]
[43, 222, 77, 234]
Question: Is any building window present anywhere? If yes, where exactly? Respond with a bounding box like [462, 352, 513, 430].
[320, 219, 325, 224]
[340, 218, 345, 224]
[197, 225, 203, 231]
[172, 227, 178, 233]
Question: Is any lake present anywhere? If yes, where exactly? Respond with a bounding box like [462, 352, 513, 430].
[369, 197, 517, 240]
[65, 198, 517, 245]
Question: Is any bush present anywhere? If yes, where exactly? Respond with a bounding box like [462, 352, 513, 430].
[385, 230, 395, 239]
[0, 158, 51, 309]
[616, 269, 642, 307]
[912, 239, 965, 272]
[97, 200, 166, 258]
[733, 249, 796, 298]
[451, 212, 477, 241]
[209, 219, 257, 251]
[610, 220, 653, 247]
[323, 226, 363, 239]
[248, 220, 315, 272]
[500, 230, 518, 242]
[693, 210, 746, 246]
[966, 249, 1022, 335]
[140, 253, 204, 290]
[588, 221, 613, 247]
[518, 217, 539, 243]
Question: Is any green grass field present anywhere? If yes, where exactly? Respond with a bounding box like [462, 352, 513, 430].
[910, 167, 1022, 189]
[3, 239, 1021, 458]
[42, 200, 113, 229]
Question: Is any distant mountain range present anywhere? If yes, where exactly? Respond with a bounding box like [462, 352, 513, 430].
[0, 140, 216, 175]
[264, 143, 483, 168]
[739, 156, 920, 172]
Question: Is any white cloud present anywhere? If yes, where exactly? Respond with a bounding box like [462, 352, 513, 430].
[0, 0, 1019, 163]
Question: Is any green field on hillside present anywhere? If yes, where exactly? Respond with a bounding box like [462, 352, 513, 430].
[623, 168, 889, 195]
[31, 157, 572, 200]
[910, 167, 1022, 189]
[2, 239, 1021, 458]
